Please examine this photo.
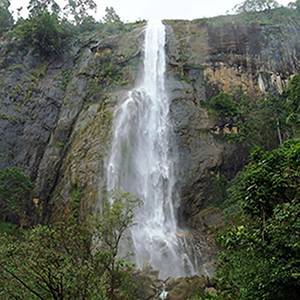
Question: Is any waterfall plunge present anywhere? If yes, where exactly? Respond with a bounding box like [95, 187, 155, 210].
[107, 20, 188, 279]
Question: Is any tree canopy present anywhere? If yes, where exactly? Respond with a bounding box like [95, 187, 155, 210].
[215, 139, 300, 299]
[0, 0, 13, 35]
[234, 0, 280, 13]
[0, 189, 142, 300]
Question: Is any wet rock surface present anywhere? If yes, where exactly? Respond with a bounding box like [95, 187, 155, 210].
[165, 274, 217, 300]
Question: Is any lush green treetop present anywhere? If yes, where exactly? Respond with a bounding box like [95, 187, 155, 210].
[0, 0, 13, 35]
[234, 0, 280, 13]
[215, 139, 300, 299]
[285, 74, 300, 136]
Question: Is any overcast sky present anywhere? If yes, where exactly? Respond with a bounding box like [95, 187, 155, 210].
[97, 0, 291, 22]
[11, 0, 292, 23]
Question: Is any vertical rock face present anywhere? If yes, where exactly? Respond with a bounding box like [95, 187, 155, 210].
[162, 16, 300, 222]
[0, 24, 145, 221]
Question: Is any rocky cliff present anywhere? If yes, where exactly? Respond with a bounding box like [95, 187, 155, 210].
[0, 24, 145, 222]
[164, 14, 300, 224]
[1, 9, 300, 276]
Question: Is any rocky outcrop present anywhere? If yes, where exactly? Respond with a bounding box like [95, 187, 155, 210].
[132, 262, 164, 300]
[131, 268, 219, 300]
[165, 275, 218, 300]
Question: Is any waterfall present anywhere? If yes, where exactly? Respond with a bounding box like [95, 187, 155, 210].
[107, 20, 186, 279]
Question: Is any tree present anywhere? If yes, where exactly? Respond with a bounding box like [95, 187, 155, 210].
[95, 189, 142, 300]
[285, 74, 300, 137]
[209, 92, 240, 116]
[0, 0, 13, 36]
[0, 189, 142, 300]
[102, 7, 126, 35]
[27, 0, 60, 16]
[63, 0, 97, 25]
[288, 0, 300, 12]
[103, 6, 121, 24]
[216, 139, 300, 299]
[0, 167, 34, 227]
[259, 92, 289, 146]
[234, 0, 280, 13]
[14, 11, 63, 57]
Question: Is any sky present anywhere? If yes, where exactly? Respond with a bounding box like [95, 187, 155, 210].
[11, 0, 292, 23]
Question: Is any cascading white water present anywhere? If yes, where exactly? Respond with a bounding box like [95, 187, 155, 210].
[107, 20, 185, 279]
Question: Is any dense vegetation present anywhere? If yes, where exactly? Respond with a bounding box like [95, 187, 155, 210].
[0, 189, 142, 299]
[0, 0, 131, 58]
[205, 139, 298, 299]
[204, 74, 300, 151]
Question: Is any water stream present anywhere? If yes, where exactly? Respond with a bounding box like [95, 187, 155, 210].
[106, 20, 194, 279]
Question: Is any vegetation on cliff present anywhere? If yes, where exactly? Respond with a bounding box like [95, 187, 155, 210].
[0, 0, 131, 58]
[0, 189, 142, 300]
[0, 166, 35, 228]
[205, 83, 291, 151]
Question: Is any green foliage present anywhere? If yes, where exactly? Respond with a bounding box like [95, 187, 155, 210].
[13, 12, 64, 57]
[234, 0, 280, 13]
[77, 15, 99, 33]
[0, 220, 17, 235]
[240, 139, 300, 219]
[103, 7, 122, 24]
[0, 167, 34, 227]
[95, 189, 142, 299]
[285, 74, 300, 136]
[222, 172, 244, 222]
[210, 173, 228, 208]
[28, 0, 60, 16]
[60, 69, 72, 90]
[8, 63, 26, 72]
[0, 111, 21, 124]
[96, 189, 142, 257]
[64, 0, 97, 25]
[102, 7, 127, 36]
[215, 139, 300, 299]
[0, 220, 105, 299]
[209, 92, 240, 116]
[289, 0, 300, 12]
[83, 51, 124, 102]
[0, 189, 142, 300]
[30, 63, 48, 85]
[206, 84, 292, 152]
[0, 0, 13, 36]
[70, 182, 80, 218]
[9, 0, 98, 57]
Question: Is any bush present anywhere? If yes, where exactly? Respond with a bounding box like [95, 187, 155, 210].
[209, 92, 240, 116]
[0, 0, 13, 36]
[13, 12, 63, 57]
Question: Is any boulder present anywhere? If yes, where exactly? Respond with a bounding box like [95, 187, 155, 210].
[188, 207, 223, 233]
[166, 275, 209, 300]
